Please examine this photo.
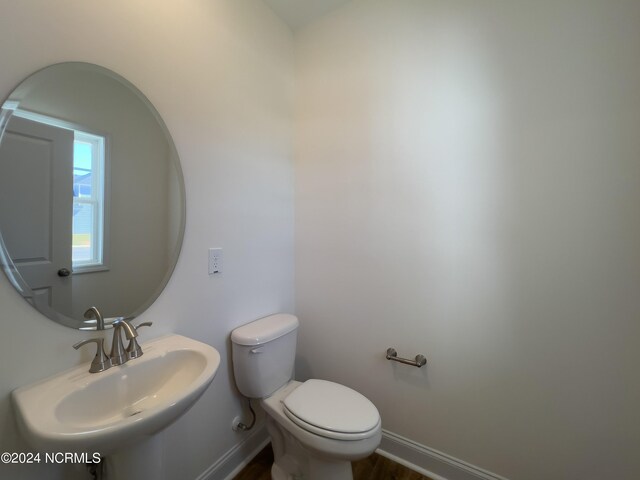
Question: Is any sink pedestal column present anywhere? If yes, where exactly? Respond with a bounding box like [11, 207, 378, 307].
[106, 435, 164, 480]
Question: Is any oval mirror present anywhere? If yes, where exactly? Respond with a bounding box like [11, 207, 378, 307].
[0, 62, 185, 329]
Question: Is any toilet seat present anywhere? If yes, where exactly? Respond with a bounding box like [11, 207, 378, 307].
[282, 379, 380, 441]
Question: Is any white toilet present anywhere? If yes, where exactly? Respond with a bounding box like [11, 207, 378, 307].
[231, 313, 382, 480]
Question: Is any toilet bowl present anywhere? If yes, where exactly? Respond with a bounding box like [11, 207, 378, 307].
[231, 314, 381, 480]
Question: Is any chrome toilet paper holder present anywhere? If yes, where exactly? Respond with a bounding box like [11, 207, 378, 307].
[386, 348, 427, 368]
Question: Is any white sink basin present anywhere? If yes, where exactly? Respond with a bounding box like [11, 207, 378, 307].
[12, 334, 220, 455]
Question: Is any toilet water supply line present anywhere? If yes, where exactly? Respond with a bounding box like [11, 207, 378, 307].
[235, 398, 256, 431]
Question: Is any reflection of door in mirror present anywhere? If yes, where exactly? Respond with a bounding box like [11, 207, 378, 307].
[0, 116, 73, 315]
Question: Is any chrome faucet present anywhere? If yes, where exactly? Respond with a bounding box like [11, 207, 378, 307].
[110, 319, 138, 366]
[84, 306, 105, 331]
[74, 314, 153, 373]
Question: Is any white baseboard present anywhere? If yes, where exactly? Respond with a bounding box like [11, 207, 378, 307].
[196, 426, 507, 480]
[377, 430, 509, 480]
[196, 425, 270, 480]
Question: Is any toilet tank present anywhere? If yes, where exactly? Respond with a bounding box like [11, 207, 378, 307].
[231, 314, 299, 398]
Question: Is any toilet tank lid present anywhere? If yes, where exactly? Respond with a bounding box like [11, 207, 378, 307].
[231, 314, 299, 346]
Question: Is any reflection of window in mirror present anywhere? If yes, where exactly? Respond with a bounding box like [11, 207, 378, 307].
[72, 131, 105, 271]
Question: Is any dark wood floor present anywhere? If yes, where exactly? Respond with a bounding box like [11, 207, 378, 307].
[234, 444, 433, 480]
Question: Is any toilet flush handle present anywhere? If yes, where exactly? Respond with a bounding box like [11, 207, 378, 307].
[250, 347, 264, 354]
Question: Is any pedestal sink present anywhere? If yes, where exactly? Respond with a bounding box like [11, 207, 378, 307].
[12, 334, 221, 479]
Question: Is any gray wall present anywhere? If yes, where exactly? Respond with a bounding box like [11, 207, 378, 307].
[294, 1, 640, 479]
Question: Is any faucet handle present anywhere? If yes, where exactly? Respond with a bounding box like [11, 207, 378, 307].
[126, 322, 153, 359]
[73, 338, 111, 373]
